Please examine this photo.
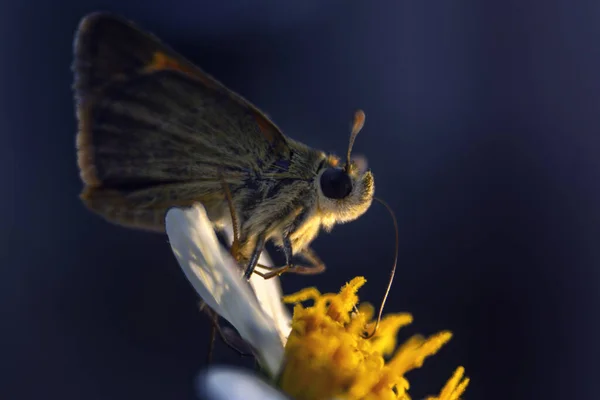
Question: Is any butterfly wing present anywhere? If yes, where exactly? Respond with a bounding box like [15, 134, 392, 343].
[74, 13, 291, 231]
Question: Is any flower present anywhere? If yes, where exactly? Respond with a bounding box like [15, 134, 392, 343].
[166, 204, 469, 400]
[279, 278, 469, 400]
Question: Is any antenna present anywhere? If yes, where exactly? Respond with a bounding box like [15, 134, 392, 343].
[364, 197, 399, 339]
[345, 110, 366, 172]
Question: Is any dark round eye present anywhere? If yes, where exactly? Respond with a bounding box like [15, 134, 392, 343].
[320, 168, 353, 199]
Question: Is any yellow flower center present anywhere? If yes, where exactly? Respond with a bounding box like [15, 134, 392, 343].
[278, 277, 469, 400]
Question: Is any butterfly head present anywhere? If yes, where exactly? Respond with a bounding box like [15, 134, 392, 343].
[316, 111, 375, 225]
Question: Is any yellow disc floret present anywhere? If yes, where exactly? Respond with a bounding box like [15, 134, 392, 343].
[279, 277, 469, 400]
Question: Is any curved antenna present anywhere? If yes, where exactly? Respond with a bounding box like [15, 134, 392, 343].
[364, 197, 399, 339]
[345, 110, 366, 172]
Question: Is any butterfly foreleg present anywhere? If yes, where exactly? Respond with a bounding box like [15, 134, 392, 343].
[257, 207, 326, 279]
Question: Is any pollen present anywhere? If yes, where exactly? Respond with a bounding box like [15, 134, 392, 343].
[279, 277, 469, 400]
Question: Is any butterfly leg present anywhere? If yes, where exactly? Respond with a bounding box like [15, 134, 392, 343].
[199, 301, 253, 358]
[218, 170, 241, 256]
[218, 173, 267, 281]
[260, 246, 326, 279]
[218, 170, 265, 282]
[294, 246, 326, 275]
[206, 174, 252, 361]
[243, 234, 266, 280]
[257, 207, 325, 279]
[207, 312, 217, 364]
[275, 234, 295, 276]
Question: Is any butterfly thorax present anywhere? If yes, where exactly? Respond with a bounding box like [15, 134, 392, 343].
[221, 140, 329, 260]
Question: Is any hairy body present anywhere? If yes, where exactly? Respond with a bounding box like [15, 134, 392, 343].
[74, 13, 374, 275]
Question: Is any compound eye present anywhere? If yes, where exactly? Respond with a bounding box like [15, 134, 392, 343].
[320, 168, 353, 199]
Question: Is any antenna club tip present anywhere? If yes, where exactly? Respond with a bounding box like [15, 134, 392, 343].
[353, 110, 366, 132]
[346, 109, 367, 171]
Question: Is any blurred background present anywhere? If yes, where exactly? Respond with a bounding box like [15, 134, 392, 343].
[2, 1, 599, 399]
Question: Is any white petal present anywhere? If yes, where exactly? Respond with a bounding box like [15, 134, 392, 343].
[165, 205, 284, 376]
[196, 367, 289, 400]
[222, 228, 292, 346]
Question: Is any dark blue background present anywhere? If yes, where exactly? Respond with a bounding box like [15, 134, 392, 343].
[2, 1, 599, 399]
